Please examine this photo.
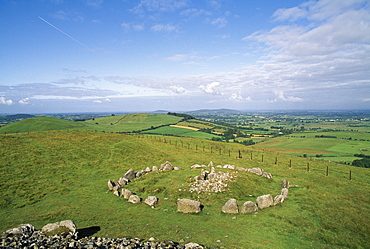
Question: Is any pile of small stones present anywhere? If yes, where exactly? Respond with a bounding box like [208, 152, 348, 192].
[189, 167, 236, 193]
[1, 224, 204, 249]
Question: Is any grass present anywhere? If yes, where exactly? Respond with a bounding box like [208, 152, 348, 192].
[142, 126, 220, 139]
[0, 114, 183, 134]
[1, 130, 370, 248]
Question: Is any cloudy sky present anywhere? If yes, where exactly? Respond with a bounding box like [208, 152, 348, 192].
[1, 0, 370, 113]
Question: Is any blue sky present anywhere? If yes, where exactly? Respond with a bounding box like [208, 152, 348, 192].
[1, 0, 370, 113]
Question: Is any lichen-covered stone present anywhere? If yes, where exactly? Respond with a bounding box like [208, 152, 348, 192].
[177, 198, 202, 213]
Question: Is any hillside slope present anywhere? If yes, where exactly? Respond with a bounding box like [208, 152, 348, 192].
[1, 130, 369, 248]
[0, 113, 184, 134]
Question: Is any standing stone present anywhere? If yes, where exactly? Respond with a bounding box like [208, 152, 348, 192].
[152, 166, 158, 171]
[118, 177, 129, 186]
[128, 195, 141, 204]
[256, 194, 273, 209]
[241, 201, 258, 213]
[273, 195, 285, 205]
[177, 198, 202, 213]
[113, 190, 120, 197]
[108, 180, 116, 190]
[121, 188, 133, 199]
[281, 179, 290, 188]
[160, 161, 173, 170]
[262, 172, 273, 179]
[208, 161, 213, 167]
[281, 188, 289, 199]
[145, 167, 151, 172]
[144, 196, 158, 206]
[222, 199, 239, 214]
[124, 169, 136, 180]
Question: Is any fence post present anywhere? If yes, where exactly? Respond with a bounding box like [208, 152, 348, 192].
[349, 170, 352, 180]
[238, 150, 242, 159]
[289, 159, 292, 169]
[326, 166, 329, 176]
[261, 154, 264, 163]
[275, 157, 278, 165]
[307, 162, 310, 172]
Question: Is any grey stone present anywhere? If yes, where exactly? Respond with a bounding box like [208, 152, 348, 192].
[240, 201, 258, 213]
[128, 195, 141, 204]
[3, 224, 35, 237]
[262, 172, 272, 179]
[107, 180, 116, 190]
[236, 167, 246, 171]
[256, 194, 273, 209]
[281, 179, 289, 188]
[118, 177, 129, 186]
[246, 167, 263, 175]
[144, 196, 158, 206]
[222, 199, 239, 214]
[160, 161, 173, 171]
[208, 161, 213, 167]
[41, 220, 76, 236]
[144, 167, 151, 172]
[173, 166, 181, 170]
[124, 169, 136, 180]
[152, 166, 158, 171]
[177, 198, 202, 213]
[113, 190, 120, 197]
[185, 242, 204, 249]
[273, 195, 284, 205]
[121, 188, 133, 199]
[281, 188, 289, 199]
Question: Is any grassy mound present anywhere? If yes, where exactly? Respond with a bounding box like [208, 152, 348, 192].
[0, 130, 369, 248]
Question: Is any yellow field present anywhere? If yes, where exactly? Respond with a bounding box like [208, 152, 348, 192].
[169, 124, 199, 131]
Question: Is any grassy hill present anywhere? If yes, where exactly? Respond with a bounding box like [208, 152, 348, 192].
[0, 114, 183, 134]
[1, 130, 369, 248]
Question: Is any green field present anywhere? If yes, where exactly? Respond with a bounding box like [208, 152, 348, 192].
[1, 129, 370, 248]
[0, 114, 183, 134]
[142, 126, 220, 139]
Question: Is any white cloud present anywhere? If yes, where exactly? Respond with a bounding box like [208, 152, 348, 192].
[93, 100, 103, 103]
[121, 23, 144, 32]
[131, 0, 189, 13]
[209, 17, 227, 28]
[170, 86, 185, 93]
[19, 98, 30, 105]
[272, 91, 304, 102]
[199, 81, 220, 94]
[230, 93, 252, 102]
[0, 97, 13, 105]
[150, 24, 177, 32]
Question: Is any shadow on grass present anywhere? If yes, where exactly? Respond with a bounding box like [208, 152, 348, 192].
[77, 226, 101, 239]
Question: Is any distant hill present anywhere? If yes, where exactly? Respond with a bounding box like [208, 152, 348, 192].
[186, 108, 245, 114]
[0, 116, 87, 134]
[0, 113, 184, 134]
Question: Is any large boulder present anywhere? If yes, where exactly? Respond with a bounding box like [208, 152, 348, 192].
[124, 169, 136, 180]
[241, 201, 258, 213]
[41, 220, 76, 236]
[121, 188, 133, 199]
[222, 199, 239, 214]
[160, 161, 173, 171]
[144, 196, 158, 207]
[3, 224, 35, 237]
[177, 198, 202, 213]
[128, 195, 141, 204]
[256, 194, 273, 209]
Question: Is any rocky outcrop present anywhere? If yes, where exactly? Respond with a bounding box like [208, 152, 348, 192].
[222, 199, 239, 214]
[177, 198, 202, 213]
[241, 201, 258, 213]
[41, 220, 76, 236]
[160, 161, 174, 171]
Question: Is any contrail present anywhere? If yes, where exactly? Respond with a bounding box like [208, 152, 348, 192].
[38, 16, 91, 50]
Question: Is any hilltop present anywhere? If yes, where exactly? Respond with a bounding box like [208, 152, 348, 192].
[0, 129, 369, 248]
